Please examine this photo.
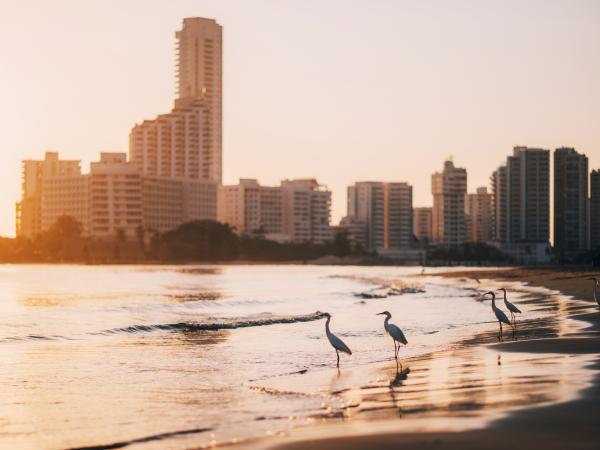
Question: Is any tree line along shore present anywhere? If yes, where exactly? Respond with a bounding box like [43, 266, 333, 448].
[2, 215, 599, 265]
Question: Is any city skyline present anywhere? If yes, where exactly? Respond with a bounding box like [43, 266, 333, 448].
[2, 0, 600, 237]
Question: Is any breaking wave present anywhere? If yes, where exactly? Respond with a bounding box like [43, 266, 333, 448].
[91, 311, 327, 336]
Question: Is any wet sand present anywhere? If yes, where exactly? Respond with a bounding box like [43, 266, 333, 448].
[249, 268, 600, 450]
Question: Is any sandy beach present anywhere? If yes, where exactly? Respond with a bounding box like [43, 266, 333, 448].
[247, 268, 600, 450]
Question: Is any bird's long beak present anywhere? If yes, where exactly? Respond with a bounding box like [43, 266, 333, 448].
[376, 312, 385, 315]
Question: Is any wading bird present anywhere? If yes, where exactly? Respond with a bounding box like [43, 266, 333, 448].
[377, 311, 408, 370]
[498, 287, 522, 327]
[322, 313, 352, 368]
[483, 291, 512, 341]
[586, 276, 600, 308]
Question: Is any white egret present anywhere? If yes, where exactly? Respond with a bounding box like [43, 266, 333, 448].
[497, 287, 522, 326]
[483, 291, 512, 341]
[377, 311, 408, 370]
[322, 312, 352, 368]
[586, 277, 600, 308]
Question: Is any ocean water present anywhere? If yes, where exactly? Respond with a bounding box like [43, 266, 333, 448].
[0, 264, 560, 449]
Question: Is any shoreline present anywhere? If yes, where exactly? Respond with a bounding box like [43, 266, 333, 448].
[245, 268, 600, 450]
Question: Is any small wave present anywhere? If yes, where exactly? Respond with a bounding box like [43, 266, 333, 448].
[1, 312, 326, 343]
[94, 312, 327, 336]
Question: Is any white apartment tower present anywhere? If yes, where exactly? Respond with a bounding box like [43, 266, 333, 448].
[175, 17, 222, 183]
[347, 181, 413, 253]
[129, 17, 222, 184]
[218, 179, 283, 236]
[490, 166, 507, 242]
[281, 179, 332, 244]
[554, 147, 589, 257]
[431, 160, 467, 246]
[506, 147, 550, 243]
[465, 187, 493, 243]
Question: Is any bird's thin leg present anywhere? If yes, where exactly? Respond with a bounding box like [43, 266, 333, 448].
[512, 314, 516, 339]
[499, 321, 503, 341]
[336, 350, 340, 368]
[396, 345, 402, 372]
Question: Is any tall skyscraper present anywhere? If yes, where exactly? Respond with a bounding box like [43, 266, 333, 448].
[347, 181, 413, 253]
[465, 187, 492, 243]
[431, 160, 467, 246]
[505, 147, 550, 243]
[175, 17, 223, 183]
[554, 147, 589, 258]
[130, 17, 222, 184]
[591, 170, 600, 251]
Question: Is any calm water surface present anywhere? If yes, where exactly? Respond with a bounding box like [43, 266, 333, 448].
[0, 265, 568, 449]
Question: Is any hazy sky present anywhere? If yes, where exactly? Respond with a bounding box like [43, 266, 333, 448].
[1, 0, 599, 237]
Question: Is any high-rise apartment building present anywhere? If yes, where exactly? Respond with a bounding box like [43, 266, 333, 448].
[218, 179, 283, 236]
[175, 17, 222, 183]
[490, 166, 507, 242]
[488, 147, 550, 264]
[281, 179, 332, 244]
[413, 207, 432, 243]
[347, 182, 383, 252]
[465, 187, 492, 243]
[346, 181, 413, 253]
[591, 170, 600, 251]
[431, 160, 467, 246]
[16, 152, 82, 238]
[554, 147, 589, 258]
[129, 17, 222, 184]
[506, 147, 550, 243]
